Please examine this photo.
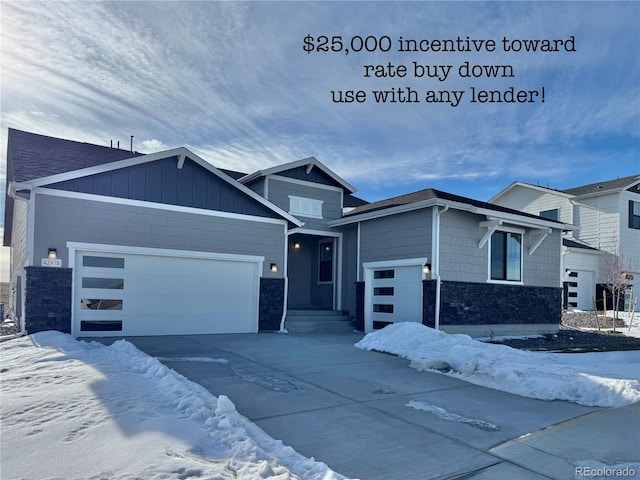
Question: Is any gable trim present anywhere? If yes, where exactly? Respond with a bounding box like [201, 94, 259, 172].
[489, 181, 573, 204]
[32, 187, 290, 226]
[11, 147, 302, 227]
[329, 197, 572, 231]
[240, 157, 356, 194]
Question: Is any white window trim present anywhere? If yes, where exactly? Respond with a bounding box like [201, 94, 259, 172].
[289, 195, 324, 219]
[487, 227, 525, 285]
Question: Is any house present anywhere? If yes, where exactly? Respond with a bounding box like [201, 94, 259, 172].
[3, 128, 571, 338]
[490, 176, 640, 310]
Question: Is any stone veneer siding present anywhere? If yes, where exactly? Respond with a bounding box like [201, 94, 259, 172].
[355, 281, 365, 332]
[423, 280, 562, 326]
[25, 267, 72, 334]
[259, 278, 285, 331]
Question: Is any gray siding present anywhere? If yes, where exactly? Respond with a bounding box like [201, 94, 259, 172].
[33, 192, 286, 277]
[267, 177, 342, 230]
[47, 157, 280, 219]
[340, 224, 359, 316]
[524, 229, 562, 287]
[360, 209, 432, 266]
[439, 209, 487, 283]
[439, 208, 561, 287]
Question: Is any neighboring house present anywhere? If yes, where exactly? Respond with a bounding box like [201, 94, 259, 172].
[490, 176, 640, 311]
[3, 128, 570, 338]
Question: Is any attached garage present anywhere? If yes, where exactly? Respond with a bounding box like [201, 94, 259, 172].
[69, 243, 263, 337]
[363, 258, 428, 332]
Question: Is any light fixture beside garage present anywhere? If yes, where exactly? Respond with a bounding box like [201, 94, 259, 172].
[48, 248, 57, 259]
[270, 263, 278, 273]
[422, 263, 431, 274]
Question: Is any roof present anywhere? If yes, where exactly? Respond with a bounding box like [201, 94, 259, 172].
[563, 238, 602, 252]
[239, 157, 357, 194]
[4, 129, 303, 246]
[490, 175, 640, 204]
[348, 188, 560, 222]
[562, 174, 640, 197]
[6, 128, 145, 183]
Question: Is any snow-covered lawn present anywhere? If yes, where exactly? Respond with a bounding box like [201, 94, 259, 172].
[356, 322, 640, 407]
[0, 331, 344, 480]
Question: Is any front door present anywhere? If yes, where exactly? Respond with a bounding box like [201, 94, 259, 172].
[287, 234, 335, 309]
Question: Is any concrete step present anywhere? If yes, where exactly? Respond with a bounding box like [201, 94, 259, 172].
[285, 309, 356, 334]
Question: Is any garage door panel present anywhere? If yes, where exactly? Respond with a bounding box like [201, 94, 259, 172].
[367, 262, 424, 331]
[74, 248, 261, 336]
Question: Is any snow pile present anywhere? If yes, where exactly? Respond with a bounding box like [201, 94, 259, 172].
[1, 331, 345, 480]
[406, 401, 499, 431]
[355, 323, 640, 407]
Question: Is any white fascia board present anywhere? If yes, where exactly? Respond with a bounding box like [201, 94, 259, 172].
[328, 199, 441, 227]
[363, 257, 429, 269]
[34, 187, 290, 227]
[288, 227, 342, 238]
[67, 241, 266, 264]
[16, 146, 302, 227]
[239, 157, 356, 194]
[329, 196, 572, 231]
[489, 181, 573, 204]
[13, 148, 187, 189]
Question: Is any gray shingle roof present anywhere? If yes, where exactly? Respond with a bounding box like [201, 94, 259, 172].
[562, 174, 640, 196]
[344, 187, 560, 223]
[7, 128, 144, 183]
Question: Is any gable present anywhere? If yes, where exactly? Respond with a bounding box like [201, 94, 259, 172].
[274, 165, 341, 188]
[45, 156, 282, 219]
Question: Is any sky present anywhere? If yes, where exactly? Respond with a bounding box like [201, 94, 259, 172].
[1, 1, 639, 280]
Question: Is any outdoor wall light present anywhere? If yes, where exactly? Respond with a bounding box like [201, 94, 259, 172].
[270, 263, 278, 273]
[48, 248, 57, 260]
[293, 242, 301, 249]
[423, 263, 431, 274]
[565, 269, 573, 275]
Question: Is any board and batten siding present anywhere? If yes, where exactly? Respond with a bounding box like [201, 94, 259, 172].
[266, 177, 343, 230]
[46, 156, 280, 220]
[32, 192, 285, 278]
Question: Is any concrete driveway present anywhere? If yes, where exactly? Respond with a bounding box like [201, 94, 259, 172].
[109, 332, 639, 480]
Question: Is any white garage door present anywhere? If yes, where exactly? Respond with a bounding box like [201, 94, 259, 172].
[71, 244, 263, 337]
[364, 259, 426, 332]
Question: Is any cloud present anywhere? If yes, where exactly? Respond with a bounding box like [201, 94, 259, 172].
[0, 0, 638, 204]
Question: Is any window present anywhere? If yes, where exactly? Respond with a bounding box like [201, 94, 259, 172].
[82, 256, 125, 268]
[490, 230, 522, 282]
[539, 208, 559, 221]
[318, 240, 333, 283]
[373, 269, 395, 279]
[81, 299, 123, 310]
[82, 277, 124, 289]
[630, 201, 640, 230]
[289, 195, 323, 219]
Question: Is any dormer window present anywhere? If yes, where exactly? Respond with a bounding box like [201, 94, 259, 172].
[289, 195, 323, 219]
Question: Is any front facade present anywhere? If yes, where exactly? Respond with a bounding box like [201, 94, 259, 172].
[4, 129, 569, 338]
[490, 177, 640, 310]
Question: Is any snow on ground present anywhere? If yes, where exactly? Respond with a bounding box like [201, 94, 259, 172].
[356, 323, 640, 407]
[0, 331, 345, 480]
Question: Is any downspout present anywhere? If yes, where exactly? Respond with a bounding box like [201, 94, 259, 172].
[279, 225, 290, 332]
[432, 205, 449, 330]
